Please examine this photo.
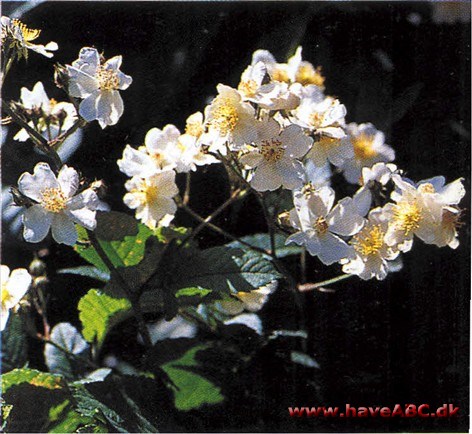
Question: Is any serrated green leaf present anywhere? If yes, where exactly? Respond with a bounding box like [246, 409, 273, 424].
[162, 345, 224, 411]
[78, 290, 131, 348]
[227, 233, 302, 258]
[57, 266, 110, 282]
[2, 368, 65, 393]
[44, 323, 90, 380]
[1, 314, 28, 372]
[175, 287, 212, 298]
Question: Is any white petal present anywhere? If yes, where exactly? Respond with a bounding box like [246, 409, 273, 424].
[51, 213, 78, 245]
[20, 82, 49, 109]
[57, 165, 79, 198]
[5, 269, 31, 306]
[117, 145, 157, 178]
[118, 71, 133, 90]
[327, 199, 365, 236]
[67, 66, 99, 98]
[18, 162, 59, 202]
[251, 162, 282, 191]
[1, 265, 11, 283]
[1, 307, 10, 332]
[79, 91, 99, 122]
[23, 205, 52, 243]
[317, 233, 354, 265]
[439, 178, 465, 205]
[105, 55, 122, 71]
[72, 47, 100, 76]
[66, 207, 97, 230]
[276, 159, 304, 190]
[96, 90, 124, 128]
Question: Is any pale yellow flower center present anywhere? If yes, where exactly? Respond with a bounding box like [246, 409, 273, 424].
[238, 80, 258, 98]
[301, 182, 317, 197]
[97, 66, 120, 91]
[295, 64, 325, 87]
[309, 112, 324, 128]
[271, 67, 290, 83]
[1, 282, 12, 308]
[260, 139, 284, 162]
[351, 224, 385, 256]
[144, 185, 161, 204]
[185, 120, 204, 138]
[210, 97, 239, 136]
[41, 188, 67, 213]
[393, 201, 422, 235]
[314, 216, 329, 236]
[418, 183, 435, 194]
[12, 19, 41, 42]
[352, 133, 378, 160]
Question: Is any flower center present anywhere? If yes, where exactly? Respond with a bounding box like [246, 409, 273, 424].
[185, 120, 204, 138]
[393, 201, 422, 236]
[418, 183, 435, 194]
[314, 216, 329, 236]
[271, 67, 289, 83]
[295, 64, 325, 87]
[1, 284, 13, 308]
[144, 185, 161, 204]
[238, 80, 258, 98]
[260, 139, 284, 162]
[352, 133, 378, 160]
[97, 66, 120, 91]
[210, 98, 239, 136]
[12, 19, 41, 42]
[41, 188, 67, 213]
[301, 182, 317, 197]
[309, 112, 324, 128]
[351, 224, 385, 256]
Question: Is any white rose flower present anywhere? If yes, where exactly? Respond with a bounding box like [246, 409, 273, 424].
[13, 81, 77, 142]
[240, 118, 312, 191]
[251, 49, 291, 83]
[340, 123, 395, 185]
[123, 170, 179, 229]
[342, 207, 400, 281]
[1, 265, 32, 331]
[286, 186, 365, 265]
[204, 84, 257, 152]
[1, 16, 58, 58]
[361, 162, 398, 186]
[18, 163, 99, 245]
[286, 46, 325, 88]
[67, 47, 132, 128]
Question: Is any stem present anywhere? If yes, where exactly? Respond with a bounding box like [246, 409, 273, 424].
[179, 202, 270, 256]
[86, 230, 153, 348]
[258, 193, 276, 257]
[298, 274, 354, 292]
[1, 99, 63, 171]
[179, 188, 246, 246]
[300, 248, 307, 284]
[49, 118, 87, 150]
[183, 172, 191, 205]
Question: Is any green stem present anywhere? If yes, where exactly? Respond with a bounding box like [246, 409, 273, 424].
[298, 274, 354, 292]
[86, 230, 153, 348]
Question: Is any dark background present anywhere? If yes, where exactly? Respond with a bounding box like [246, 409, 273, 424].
[2, 2, 470, 432]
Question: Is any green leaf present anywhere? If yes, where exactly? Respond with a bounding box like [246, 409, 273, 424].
[78, 290, 132, 348]
[1, 314, 28, 372]
[161, 345, 224, 411]
[227, 233, 302, 258]
[44, 323, 90, 380]
[163, 246, 281, 294]
[175, 287, 212, 298]
[2, 368, 65, 393]
[57, 266, 110, 282]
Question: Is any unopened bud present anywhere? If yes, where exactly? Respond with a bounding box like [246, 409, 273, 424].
[29, 258, 46, 277]
[54, 63, 69, 90]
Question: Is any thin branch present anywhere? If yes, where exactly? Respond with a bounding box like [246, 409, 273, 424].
[183, 172, 191, 205]
[48, 118, 87, 150]
[298, 273, 354, 292]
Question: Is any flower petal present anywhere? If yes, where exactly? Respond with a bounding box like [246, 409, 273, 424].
[57, 165, 79, 198]
[51, 213, 78, 245]
[96, 90, 124, 128]
[5, 268, 31, 306]
[22, 205, 52, 243]
[79, 91, 99, 122]
[18, 163, 59, 202]
[317, 233, 354, 265]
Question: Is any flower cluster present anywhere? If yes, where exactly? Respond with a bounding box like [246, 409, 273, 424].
[116, 46, 465, 281]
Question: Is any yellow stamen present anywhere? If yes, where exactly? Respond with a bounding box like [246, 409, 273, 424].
[238, 80, 258, 98]
[210, 97, 239, 136]
[314, 216, 329, 236]
[295, 64, 325, 87]
[12, 19, 41, 42]
[271, 67, 289, 83]
[185, 120, 204, 138]
[418, 183, 435, 194]
[351, 224, 385, 256]
[41, 188, 67, 213]
[97, 66, 120, 91]
[260, 139, 284, 162]
[393, 201, 422, 236]
[317, 135, 341, 149]
[352, 133, 378, 160]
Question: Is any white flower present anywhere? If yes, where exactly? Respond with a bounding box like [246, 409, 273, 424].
[286, 46, 325, 88]
[303, 159, 332, 189]
[240, 118, 312, 191]
[237, 62, 300, 110]
[18, 163, 99, 245]
[340, 123, 395, 185]
[13, 82, 77, 142]
[361, 162, 398, 186]
[342, 207, 400, 280]
[251, 49, 291, 83]
[215, 281, 277, 316]
[1, 265, 32, 331]
[1, 16, 58, 58]
[67, 47, 132, 128]
[385, 175, 465, 251]
[204, 84, 257, 152]
[123, 171, 178, 229]
[286, 186, 365, 265]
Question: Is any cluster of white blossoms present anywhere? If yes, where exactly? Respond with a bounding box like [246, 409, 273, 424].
[115, 46, 465, 281]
